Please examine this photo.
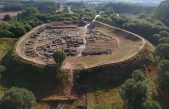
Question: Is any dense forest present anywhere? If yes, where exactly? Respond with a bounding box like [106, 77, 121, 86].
[97, 3, 156, 15]
[153, 0, 169, 26]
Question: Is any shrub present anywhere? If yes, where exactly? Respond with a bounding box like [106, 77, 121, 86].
[0, 30, 14, 37]
[53, 49, 66, 66]
[157, 71, 169, 95]
[158, 60, 169, 73]
[0, 65, 6, 79]
[121, 70, 148, 109]
[159, 31, 169, 38]
[3, 14, 12, 21]
[121, 79, 148, 109]
[0, 87, 36, 109]
[159, 37, 169, 44]
[153, 34, 161, 43]
[131, 70, 145, 82]
[155, 44, 169, 60]
[142, 99, 161, 109]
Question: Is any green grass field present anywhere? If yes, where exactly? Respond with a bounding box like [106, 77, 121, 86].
[0, 38, 17, 60]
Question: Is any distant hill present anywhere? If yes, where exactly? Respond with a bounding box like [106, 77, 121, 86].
[64, 0, 163, 5]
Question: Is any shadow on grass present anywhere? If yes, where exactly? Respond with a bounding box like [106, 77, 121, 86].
[0, 51, 64, 99]
[0, 48, 153, 100]
[74, 56, 151, 95]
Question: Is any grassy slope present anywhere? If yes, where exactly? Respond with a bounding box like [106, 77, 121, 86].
[0, 38, 17, 60]
[0, 38, 17, 97]
[87, 43, 157, 109]
[86, 66, 158, 109]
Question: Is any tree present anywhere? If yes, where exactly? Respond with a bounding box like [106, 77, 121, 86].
[97, 17, 112, 25]
[24, 23, 32, 32]
[9, 25, 26, 37]
[17, 8, 40, 20]
[155, 44, 169, 60]
[121, 18, 169, 45]
[153, 0, 169, 26]
[142, 99, 161, 109]
[157, 60, 169, 98]
[0, 21, 33, 38]
[0, 65, 6, 79]
[102, 3, 155, 15]
[121, 70, 148, 109]
[121, 79, 148, 109]
[0, 87, 36, 109]
[0, 30, 14, 37]
[26, 18, 43, 27]
[36, 1, 57, 13]
[138, 13, 147, 19]
[0, 65, 6, 73]
[157, 71, 169, 97]
[131, 70, 145, 82]
[3, 14, 12, 21]
[159, 31, 169, 38]
[158, 60, 169, 73]
[53, 49, 66, 65]
[159, 37, 169, 44]
[153, 34, 161, 44]
[111, 14, 127, 27]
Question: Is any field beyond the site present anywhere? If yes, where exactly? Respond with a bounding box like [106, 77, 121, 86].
[0, 11, 20, 20]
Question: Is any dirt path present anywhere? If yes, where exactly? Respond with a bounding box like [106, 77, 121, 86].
[62, 62, 73, 96]
[67, 6, 74, 14]
[56, 4, 64, 13]
[78, 25, 88, 56]
[87, 92, 95, 109]
[78, 15, 101, 56]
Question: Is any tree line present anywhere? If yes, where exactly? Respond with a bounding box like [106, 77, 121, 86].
[96, 2, 156, 15]
[153, 0, 169, 26]
[1, 1, 59, 13]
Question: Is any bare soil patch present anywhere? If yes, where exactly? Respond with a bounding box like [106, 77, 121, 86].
[0, 11, 20, 20]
